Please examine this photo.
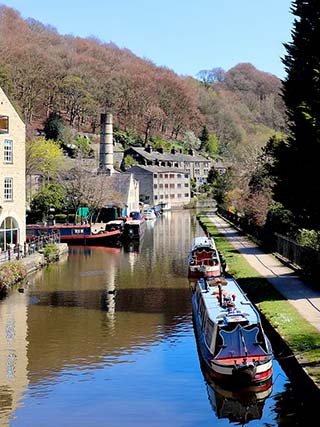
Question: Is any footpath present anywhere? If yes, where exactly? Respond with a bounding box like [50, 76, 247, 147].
[206, 213, 320, 334]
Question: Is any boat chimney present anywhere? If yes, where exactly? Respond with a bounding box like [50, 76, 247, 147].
[218, 284, 223, 306]
[99, 112, 114, 175]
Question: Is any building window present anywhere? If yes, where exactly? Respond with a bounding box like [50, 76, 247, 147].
[160, 194, 164, 199]
[177, 194, 182, 198]
[154, 184, 157, 189]
[154, 195, 158, 200]
[4, 177, 13, 200]
[159, 184, 163, 189]
[184, 183, 189, 187]
[170, 194, 175, 198]
[165, 194, 169, 199]
[177, 174, 182, 179]
[185, 193, 189, 197]
[4, 139, 13, 163]
[169, 174, 174, 178]
[154, 173, 157, 178]
[170, 183, 174, 188]
[0, 115, 9, 133]
[164, 174, 168, 179]
[195, 169, 200, 175]
[159, 173, 163, 178]
[165, 183, 168, 188]
[0, 216, 18, 250]
[177, 183, 182, 189]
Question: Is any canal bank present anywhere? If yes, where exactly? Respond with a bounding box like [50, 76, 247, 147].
[0, 243, 69, 294]
[198, 212, 320, 392]
[21, 243, 69, 275]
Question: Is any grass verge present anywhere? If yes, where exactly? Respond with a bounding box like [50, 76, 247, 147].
[198, 214, 320, 387]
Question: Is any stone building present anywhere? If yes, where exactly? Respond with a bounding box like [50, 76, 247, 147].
[126, 165, 190, 208]
[0, 87, 26, 250]
[123, 145, 221, 182]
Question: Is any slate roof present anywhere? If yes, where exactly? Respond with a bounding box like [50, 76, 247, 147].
[127, 146, 210, 163]
[127, 165, 186, 174]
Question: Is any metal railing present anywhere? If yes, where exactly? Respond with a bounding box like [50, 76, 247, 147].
[217, 207, 320, 281]
[0, 233, 61, 264]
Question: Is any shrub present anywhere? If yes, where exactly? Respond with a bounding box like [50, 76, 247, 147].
[0, 261, 27, 289]
[42, 244, 59, 261]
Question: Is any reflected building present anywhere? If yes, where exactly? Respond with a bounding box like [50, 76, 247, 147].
[0, 291, 29, 426]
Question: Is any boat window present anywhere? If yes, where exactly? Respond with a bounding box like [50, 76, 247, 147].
[215, 325, 268, 358]
[204, 319, 214, 347]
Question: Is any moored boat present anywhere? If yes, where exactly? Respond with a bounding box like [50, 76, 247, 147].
[26, 223, 121, 246]
[192, 276, 273, 386]
[105, 219, 126, 234]
[121, 218, 146, 241]
[143, 208, 157, 220]
[188, 236, 224, 278]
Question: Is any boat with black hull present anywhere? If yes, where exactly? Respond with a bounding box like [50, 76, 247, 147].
[192, 276, 273, 386]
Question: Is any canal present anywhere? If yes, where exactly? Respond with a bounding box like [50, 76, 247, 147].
[0, 209, 318, 426]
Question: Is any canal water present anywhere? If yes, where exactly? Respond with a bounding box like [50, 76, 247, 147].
[0, 210, 318, 426]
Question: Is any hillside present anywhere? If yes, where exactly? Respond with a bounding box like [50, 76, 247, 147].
[0, 5, 286, 160]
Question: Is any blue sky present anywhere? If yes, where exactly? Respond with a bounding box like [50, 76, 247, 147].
[1, 0, 294, 79]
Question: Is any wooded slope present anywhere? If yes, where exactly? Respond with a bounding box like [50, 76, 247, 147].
[0, 5, 286, 157]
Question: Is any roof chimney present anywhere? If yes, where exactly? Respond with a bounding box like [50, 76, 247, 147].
[145, 144, 152, 153]
[171, 147, 176, 154]
[99, 113, 114, 175]
[157, 147, 164, 154]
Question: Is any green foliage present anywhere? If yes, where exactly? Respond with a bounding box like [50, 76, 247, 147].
[297, 229, 320, 251]
[264, 203, 296, 235]
[113, 129, 136, 148]
[207, 134, 219, 155]
[26, 137, 65, 179]
[42, 244, 59, 261]
[199, 125, 209, 149]
[0, 261, 27, 289]
[272, 0, 320, 230]
[73, 137, 94, 157]
[123, 154, 138, 170]
[43, 112, 64, 141]
[31, 183, 66, 221]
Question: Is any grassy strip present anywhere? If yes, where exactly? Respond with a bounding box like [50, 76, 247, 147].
[198, 215, 320, 386]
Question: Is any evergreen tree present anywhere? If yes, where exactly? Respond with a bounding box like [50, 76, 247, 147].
[43, 112, 64, 141]
[199, 125, 209, 151]
[274, 0, 320, 230]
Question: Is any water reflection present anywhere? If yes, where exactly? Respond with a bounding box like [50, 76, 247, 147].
[203, 367, 273, 424]
[0, 210, 319, 426]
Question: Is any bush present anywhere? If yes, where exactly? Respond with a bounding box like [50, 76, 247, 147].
[42, 244, 59, 261]
[0, 261, 27, 290]
[297, 229, 320, 251]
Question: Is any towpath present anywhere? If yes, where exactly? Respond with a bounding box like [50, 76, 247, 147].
[207, 213, 320, 334]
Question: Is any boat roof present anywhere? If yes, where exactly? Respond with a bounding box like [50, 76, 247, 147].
[191, 236, 217, 250]
[125, 219, 143, 225]
[196, 277, 261, 327]
[106, 220, 125, 225]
